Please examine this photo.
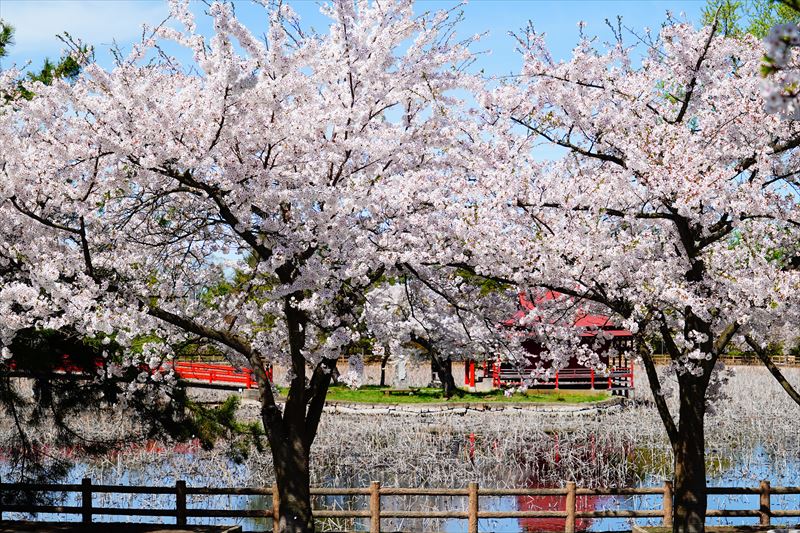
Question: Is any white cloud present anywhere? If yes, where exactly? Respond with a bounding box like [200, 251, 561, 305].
[1, 0, 168, 57]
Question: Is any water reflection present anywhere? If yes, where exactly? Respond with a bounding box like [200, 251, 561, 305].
[2, 440, 799, 532]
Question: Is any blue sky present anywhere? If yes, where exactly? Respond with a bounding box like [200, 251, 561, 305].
[1, 0, 706, 75]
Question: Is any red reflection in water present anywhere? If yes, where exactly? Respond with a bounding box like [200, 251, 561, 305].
[517, 492, 607, 532]
[512, 433, 617, 532]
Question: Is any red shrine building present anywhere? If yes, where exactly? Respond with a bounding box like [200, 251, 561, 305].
[463, 291, 635, 395]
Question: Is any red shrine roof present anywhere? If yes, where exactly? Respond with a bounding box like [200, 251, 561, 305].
[508, 290, 633, 338]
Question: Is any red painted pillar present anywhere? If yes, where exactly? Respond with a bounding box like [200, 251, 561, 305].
[469, 361, 476, 388]
[629, 359, 634, 389]
[555, 371, 559, 389]
[590, 369, 595, 389]
[493, 360, 501, 387]
[464, 359, 471, 385]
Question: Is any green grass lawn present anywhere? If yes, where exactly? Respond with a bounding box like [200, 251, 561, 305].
[277, 385, 610, 404]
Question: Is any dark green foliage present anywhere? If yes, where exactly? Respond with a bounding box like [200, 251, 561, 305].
[1, 327, 265, 491]
[454, 267, 511, 296]
[130, 386, 265, 464]
[185, 395, 265, 463]
[10, 327, 119, 371]
[0, 23, 89, 100]
[16, 51, 86, 100]
[27, 55, 82, 84]
[0, 21, 13, 58]
[780, 0, 800, 11]
[703, 0, 800, 38]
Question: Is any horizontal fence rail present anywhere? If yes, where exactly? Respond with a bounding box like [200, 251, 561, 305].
[650, 353, 799, 366]
[172, 361, 273, 389]
[1, 479, 799, 532]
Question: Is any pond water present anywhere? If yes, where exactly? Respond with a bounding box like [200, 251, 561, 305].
[5, 440, 799, 532]
[450, 447, 800, 533]
[3, 367, 800, 532]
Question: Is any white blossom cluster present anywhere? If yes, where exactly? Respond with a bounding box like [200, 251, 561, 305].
[764, 22, 800, 114]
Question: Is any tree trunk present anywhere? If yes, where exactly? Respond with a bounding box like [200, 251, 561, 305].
[379, 349, 390, 387]
[672, 377, 708, 533]
[262, 412, 315, 533]
[328, 364, 341, 385]
[259, 355, 335, 533]
[431, 354, 458, 398]
[253, 292, 334, 533]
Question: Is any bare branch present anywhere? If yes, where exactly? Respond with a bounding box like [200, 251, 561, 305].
[745, 335, 800, 408]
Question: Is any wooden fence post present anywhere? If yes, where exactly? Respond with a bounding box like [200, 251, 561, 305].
[81, 477, 92, 524]
[272, 484, 280, 530]
[175, 479, 187, 527]
[565, 482, 576, 533]
[760, 480, 771, 526]
[468, 482, 479, 533]
[369, 481, 381, 533]
[662, 480, 673, 527]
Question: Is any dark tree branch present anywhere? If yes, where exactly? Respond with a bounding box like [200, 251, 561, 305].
[659, 319, 683, 362]
[531, 200, 678, 222]
[442, 262, 515, 286]
[637, 341, 679, 446]
[78, 217, 95, 281]
[146, 305, 277, 409]
[303, 357, 337, 454]
[713, 322, 739, 355]
[745, 335, 800, 408]
[9, 197, 80, 234]
[147, 166, 275, 261]
[736, 135, 800, 177]
[669, 18, 718, 124]
[510, 117, 627, 168]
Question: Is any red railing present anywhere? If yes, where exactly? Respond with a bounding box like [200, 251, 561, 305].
[5, 356, 273, 391]
[172, 361, 272, 389]
[489, 361, 634, 391]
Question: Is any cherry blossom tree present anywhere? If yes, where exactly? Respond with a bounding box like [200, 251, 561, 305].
[0, 29, 228, 490]
[363, 266, 520, 397]
[471, 19, 800, 533]
[0, 1, 477, 530]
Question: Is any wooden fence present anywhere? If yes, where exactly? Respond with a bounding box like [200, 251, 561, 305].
[1, 479, 800, 532]
[651, 353, 798, 366]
